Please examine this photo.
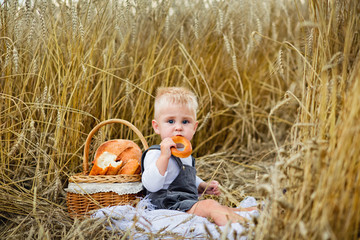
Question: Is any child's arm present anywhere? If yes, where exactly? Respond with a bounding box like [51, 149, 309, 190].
[142, 150, 168, 192]
[156, 137, 176, 175]
[198, 180, 221, 196]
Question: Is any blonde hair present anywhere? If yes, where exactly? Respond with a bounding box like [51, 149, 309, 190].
[154, 87, 198, 119]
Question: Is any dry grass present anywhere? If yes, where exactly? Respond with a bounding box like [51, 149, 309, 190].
[1, 0, 359, 239]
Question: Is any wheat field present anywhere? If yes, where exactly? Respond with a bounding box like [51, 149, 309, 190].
[1, 0, 359, 239]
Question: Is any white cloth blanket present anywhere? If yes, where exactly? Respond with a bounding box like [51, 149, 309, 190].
[92, 196, 259, 239]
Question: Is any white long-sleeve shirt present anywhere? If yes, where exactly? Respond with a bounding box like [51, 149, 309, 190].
[142, 149, 204, 193]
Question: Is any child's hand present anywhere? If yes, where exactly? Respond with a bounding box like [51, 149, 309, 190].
[159, 137, 176, 159]
[156, 137, 177, 176]
[199, 181, 221, 196]
[206, 180, 221, 195]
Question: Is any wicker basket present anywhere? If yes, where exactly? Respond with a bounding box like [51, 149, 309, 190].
[66, 119, 149, 219]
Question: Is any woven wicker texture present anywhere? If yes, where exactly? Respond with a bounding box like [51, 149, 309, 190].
[69, 173, 141, 183]
[66, 119, 148, 218]
[67, 192, 141, 218]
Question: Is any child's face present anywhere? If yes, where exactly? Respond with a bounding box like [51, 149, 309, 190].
[152, 103, 198, 141]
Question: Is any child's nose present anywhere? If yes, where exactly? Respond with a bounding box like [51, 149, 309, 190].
[175, 123, 183, 130]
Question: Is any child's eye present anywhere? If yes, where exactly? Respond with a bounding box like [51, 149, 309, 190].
[182, 120, 189, 124]
[168, 120, 174, 124]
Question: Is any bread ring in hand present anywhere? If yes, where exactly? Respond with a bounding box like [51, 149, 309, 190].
[171, 136, 192, 158]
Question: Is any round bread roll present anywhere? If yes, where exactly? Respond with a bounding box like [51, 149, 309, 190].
[171, 136, 192, 158]
[118, 158, 140, 174]
[107, 160, 124, 175]
[89, 139, 142, 175]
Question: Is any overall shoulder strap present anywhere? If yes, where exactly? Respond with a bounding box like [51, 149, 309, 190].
[141, 145, 160, 173]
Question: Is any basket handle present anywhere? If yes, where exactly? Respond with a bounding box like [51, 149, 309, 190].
[83, 119, 149, 174]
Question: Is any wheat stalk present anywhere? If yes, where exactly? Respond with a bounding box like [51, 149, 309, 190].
[194, 14, 199, 40]
[223, 34, 231, 54]
[12, 46, 19, 73]
[37, 9, 47, 41]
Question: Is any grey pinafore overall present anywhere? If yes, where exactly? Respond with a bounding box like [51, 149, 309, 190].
[141, 145, 199, 212]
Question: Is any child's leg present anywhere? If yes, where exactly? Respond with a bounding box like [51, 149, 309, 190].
[186, 199, 246, 226]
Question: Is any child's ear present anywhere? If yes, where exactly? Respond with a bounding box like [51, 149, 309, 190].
[194, 121, 199, 131]
[152, 120, 160, 134]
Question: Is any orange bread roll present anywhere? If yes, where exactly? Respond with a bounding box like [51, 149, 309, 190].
[89, 163, 109, 175]
[171, 136, 192, 158]
[134, 165, 141, 174]
[107, 161, 123, 175]
[89, 151, 118, 175]
[89, 139, 142, 175]
[119, 159, 140, 174]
